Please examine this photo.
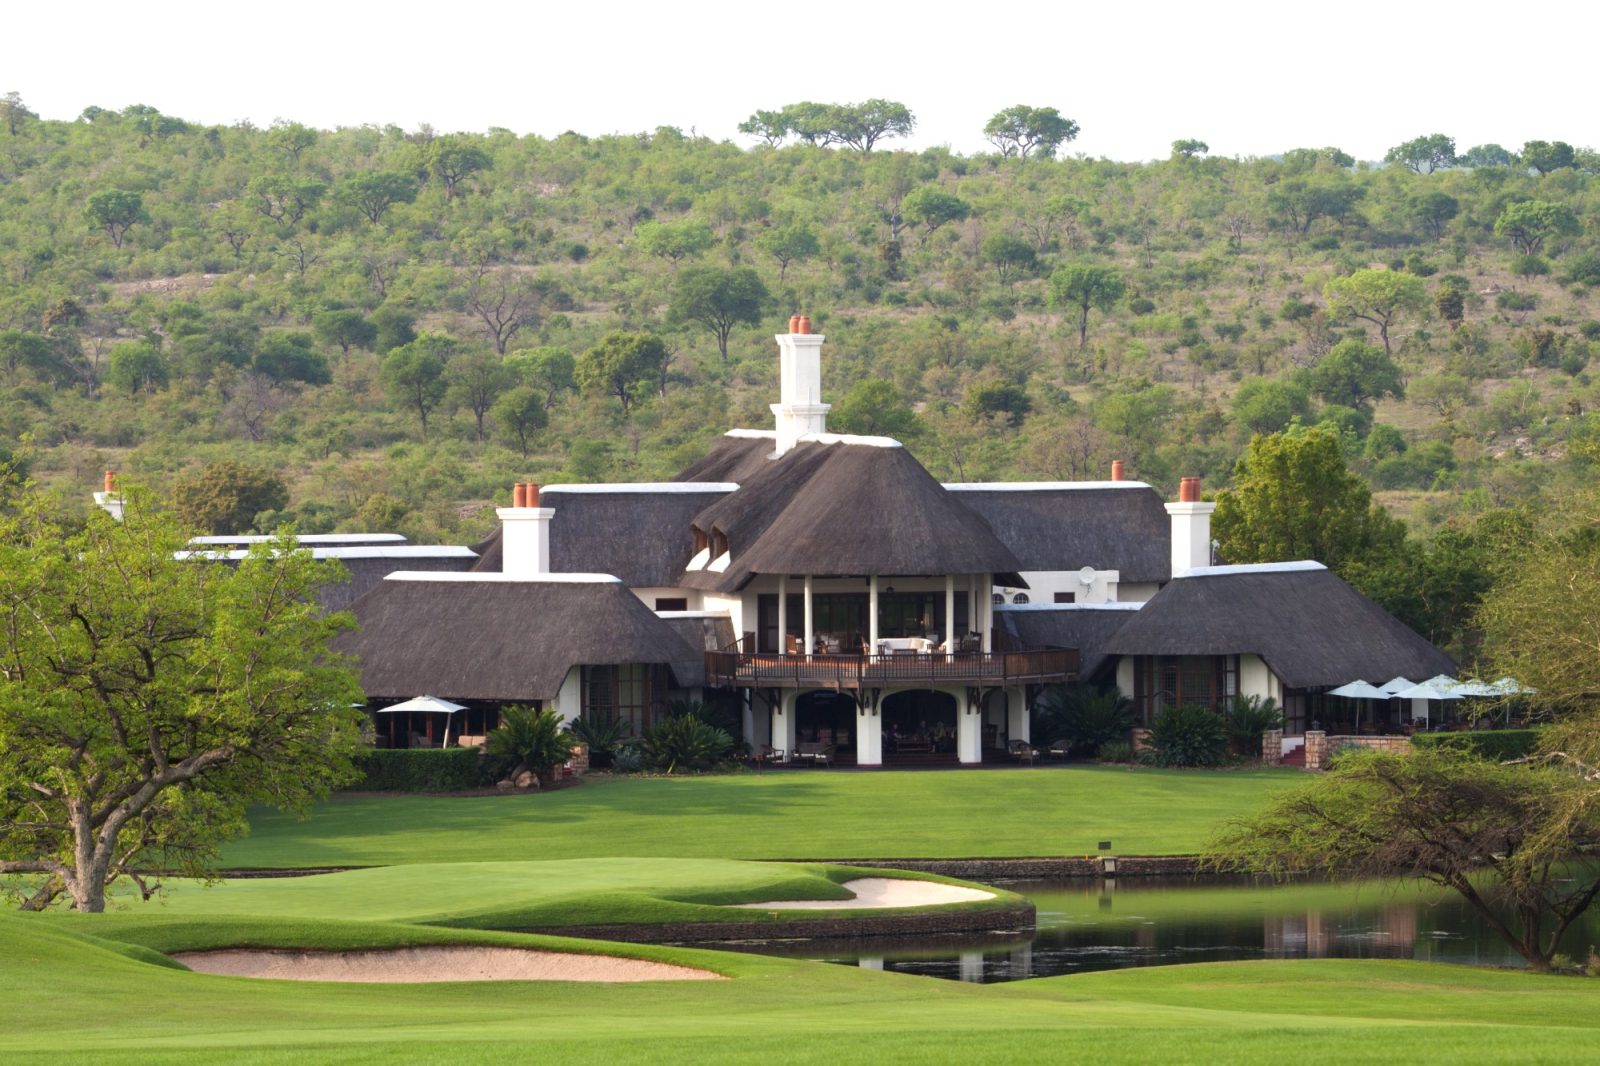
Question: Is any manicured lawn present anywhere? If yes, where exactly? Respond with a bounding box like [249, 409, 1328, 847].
[6, 909, 1597, 1065]
[78, 858, 1024, 930]
[223, 765, 1308, 868]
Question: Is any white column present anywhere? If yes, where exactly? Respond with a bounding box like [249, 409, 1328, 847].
[855, 699, 882, 767]
[980, 573, 992, 653]
[868, 575, 879, 652]
[944, 574, 955, 654]
[741, 698, 756, 749]
[1007, 686, 1029, 743]
[777, 575, 788, 656]
[957, 691, 982, 764]
[771, 691, 796, 759]
[803, 574, 814, 660]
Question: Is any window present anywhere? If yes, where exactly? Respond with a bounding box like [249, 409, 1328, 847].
[1011, 593, 1030, 604]
[1133, 655, 1239, 725]
[992, 593, 1005, 605]
[1054, 592, 1076, 604]
[654, 597, 688, 612]
[581, 664, 667, 736]
[711, 529, 728, 558]
[691, 527, 708, 554]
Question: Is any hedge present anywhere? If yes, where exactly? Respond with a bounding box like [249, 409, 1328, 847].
[1411, 729, 1543, 762]
[350, 748, 489, 792]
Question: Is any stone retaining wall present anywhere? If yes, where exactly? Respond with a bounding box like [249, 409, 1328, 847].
[1303, 731, 1411, 771]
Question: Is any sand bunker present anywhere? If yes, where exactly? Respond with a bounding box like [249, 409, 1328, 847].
[733, 876, 995, 910]
[171, 946, 723, 983]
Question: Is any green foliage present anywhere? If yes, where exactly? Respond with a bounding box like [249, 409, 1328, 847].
[635, 219, 714, 262]
[576, 331, 669, 414]
[312, 310, 377, 355]
[1494, 200, 1581, 255]
[1033, 686, 1134, 754]
[0, 488, 364, 910]
[492, 385, 548, 457]
[641, 714, 735, 774]
[1384, 134, 1456, 174]
[1142, 704, 1230, 768]
[739, 99, 914, 153]
[336, 170, 418, 224]
[485, 706, 572, 782]
[1307, 338, 1404, 408]
[1411, 729, 1543, 762]
[380, 338, 448, 436]
[830, 379, 923, 439]
[1520, 140, 1575, 174]
[1049, 263, 1125, 346]
[757, 222, 820, 280]
[1223, 696, 1285, 758]
[255, 332, 331, 386]
[979, 233, 1038, 285]
[1096, 740, 1134, 763]
[984, 106, 1079, 159]
[172, 460, 291, 535]
[1231, 378, 1311, 436]
[1323, 269, 1426, 354]
[669, 266, 768, 361]
[565, 714, 631, 769]
[353, 748, 485, 792]
[106, 341, 168, 395]
[901, 186, 971, 236]
[84, 189, 148, 247]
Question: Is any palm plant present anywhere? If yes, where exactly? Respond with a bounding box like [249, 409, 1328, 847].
[485, 705, 572, 784]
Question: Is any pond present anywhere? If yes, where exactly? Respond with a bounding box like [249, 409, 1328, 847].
[695, 875, 1600, 983]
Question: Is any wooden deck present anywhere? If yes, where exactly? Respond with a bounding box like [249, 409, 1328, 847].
[705, 648, 1077, 689]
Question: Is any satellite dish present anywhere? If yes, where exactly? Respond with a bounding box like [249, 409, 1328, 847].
[1078, 566, 1098, 587]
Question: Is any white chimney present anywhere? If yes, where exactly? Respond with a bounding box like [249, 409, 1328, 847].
[496, 482, 553, 577]
[93, 470, 125, 522]
[1165, 476, 1214, 576]
[770, 314, 830, 456]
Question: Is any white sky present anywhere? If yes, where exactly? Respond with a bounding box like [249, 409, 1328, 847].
[8, 1, 1595, 161]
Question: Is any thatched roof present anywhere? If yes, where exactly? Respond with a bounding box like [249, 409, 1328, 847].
[946, 483, 1172, 583]
[673, 430, 776, 483]
[657, 612, 738, 688]
[996, 603, 1143, 680]
[1102, 562, 1456, 689]
[321, 551, 479, 613]
[679, 437, 1025, 591]
[337, 574, 702, 702]
[468, 484, 736, 586]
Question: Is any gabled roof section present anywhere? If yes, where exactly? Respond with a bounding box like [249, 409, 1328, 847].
[946, 481, 1172, 583]
[1102, 563, 1456, 689]
[681, 438, 1024, 591]
[337, 575, 701, 702]
[673, 431, 777, 483]
[997, 603, 1141, 681]
[469, 483, 736, 586]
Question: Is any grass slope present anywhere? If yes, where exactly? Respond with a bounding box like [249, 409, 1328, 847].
[224, 766, 1306, 868]
[5, 910, 1596, 1065]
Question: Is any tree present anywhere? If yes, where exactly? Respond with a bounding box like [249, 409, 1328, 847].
[1306, 337, 1404, 408]
[901, 186, 971, 239]
[105, 341, 168, 395]
[1266, 175, 1364, 234]
[380, 339, 448, 437]
[669, 266, 768, 362]
[634, 219, 714, 263]
[1461, 143, 1515, 167]
[828, 99, 914, 154]
[424, 137, 491, 201]
[312, 309, 377, 356]
[464, 265, 543, 355]
[1048, 263, 1126, 347]
[1494, 201, 1581, 256]
[337, 171, 418, 224]
[266, 120, 318, 163]
[172, 460, 291, 534]
[1170, 138, 1209, 159]
[1384, 134, 1456, 174]
[736, 109, 789, 147]
[506, 346, 576, 409]
[84, 189, 148, 249]
[1323, 268, 1427, 354]
[0, 331, 55, 386]
[1520, 140, 1575, 174]
[0, 91, 36, 135]
[829, 379, 923, 439]
[1230, 378, 1311, 436]
[979, 232, 1037, 286]
[447, 349, 512, 441]
[1408, 190, 1459, 240]
[370, 305, 416, 354]
[757, 222, 820, 281]
[983, 106, 1079, 159]
[576, 331, 670, 415]
[1209, 747, 1600, 971]
[1408, 372, 1474, 420]
[0, 489, 364, 912]
[1212, 426, 1407, 572]
[248, 174, 325, 227]
[492, 385, 549, 457]
[254, 332, 331, 386]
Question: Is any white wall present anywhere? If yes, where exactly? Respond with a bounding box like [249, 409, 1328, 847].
[631, 586, 702, 610]
[1116, 657, 1135, 702]
[1115, 582, 1162, 603]
[553, 667, 582, 725]
[999, 569, 1121, 605]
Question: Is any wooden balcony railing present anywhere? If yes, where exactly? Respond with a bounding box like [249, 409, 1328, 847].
[704, 647, 1078, 689]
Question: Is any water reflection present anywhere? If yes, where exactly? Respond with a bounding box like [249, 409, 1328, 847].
[692, 875, 1600, 984]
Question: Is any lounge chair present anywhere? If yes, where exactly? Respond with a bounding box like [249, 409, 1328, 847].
[1008, 739, 1039, 765]
[1045, 738, 1070, 760]
[793, 741, 835, 768]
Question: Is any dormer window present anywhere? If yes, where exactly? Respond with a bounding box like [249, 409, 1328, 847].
[712, 529, 729, 558]
[692, 527, 709, 554]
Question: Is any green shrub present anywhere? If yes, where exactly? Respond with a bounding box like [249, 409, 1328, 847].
[1411, 729, 1542, 762]
[642, 714, 734, 773]
[486, 705, 573, 783]
[566, 714, 629, 768]
[1224, 695, 1285, 758]
[1142, 704, 1229, 768]
[352, 748, 484, 792]
[1033, 686, 1134, 753]
[1097, 740, 1134, 764]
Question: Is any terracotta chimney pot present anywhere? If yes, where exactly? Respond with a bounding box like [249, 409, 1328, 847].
[788, 314, 801, 333]
[513, 483, 527, 508]
[104, 470, 117, 492]
[1110, 460, 1125, 482]
[526, 483, 540, 507]
[1179, 476, 1202, 503]
[796, 315, 812, 334]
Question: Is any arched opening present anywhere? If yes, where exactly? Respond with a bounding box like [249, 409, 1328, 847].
[795, 690, 856, 751]
[882, 690, 958, 761]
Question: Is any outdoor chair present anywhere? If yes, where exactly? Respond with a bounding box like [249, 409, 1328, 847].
[793, 741, 835, 768]
[1008, 739, 1039, 765]
[751, 745, 783, 769]
[1045, 738, 1070, 760]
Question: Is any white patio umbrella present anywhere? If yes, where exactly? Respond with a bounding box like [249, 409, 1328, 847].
[1378, 676, 1415, 695]
[376, 695, 467, 747]
[1328, 681, 1391, 733]
[1488, 676, 1537, 696]
[1393, 680, 1463, 730]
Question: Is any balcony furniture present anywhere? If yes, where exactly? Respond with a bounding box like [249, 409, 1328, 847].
[793, 741, 835, 768]
[786, 634, 802, 655]
[1009, 739, 1039, 765]
[751, 745, 783, 769]
[1045, 738, 1071, 760]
